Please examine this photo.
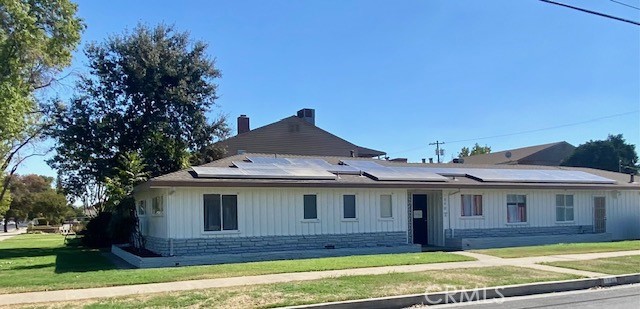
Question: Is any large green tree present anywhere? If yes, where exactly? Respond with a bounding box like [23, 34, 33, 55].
[49, 24, 229, 210]
[562, 134, 638, 173]
[459, 143, 492, 157]
[0, 0, 83, 230]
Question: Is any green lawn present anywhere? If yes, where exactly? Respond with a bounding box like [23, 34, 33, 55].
[473, 240, 640, 258]
[23, 266, 580, 309]
[0, 234, 473, 294]
[543, 255, 640, 275]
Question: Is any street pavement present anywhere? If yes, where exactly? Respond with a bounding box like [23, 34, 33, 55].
[425, 283, 640, 308]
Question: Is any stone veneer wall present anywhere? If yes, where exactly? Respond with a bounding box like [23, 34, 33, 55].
[444, 225, 595, 239]
[443, 225, 602, 249]
[145, 231, 408, 257]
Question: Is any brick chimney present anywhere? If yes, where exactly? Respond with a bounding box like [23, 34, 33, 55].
[297, 108, 315, 125]
[237, 115, 250, 134]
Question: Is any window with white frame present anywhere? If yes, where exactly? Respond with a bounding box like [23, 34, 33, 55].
[343, 195, 356, 219]
[137, 200, 147, 216]
[506, 194, 526, 223]
[556, 194, 574, 222]
[203, 194, 238, 231]
[380, 194, 393, 218]
[152, 196, 164, 215]
[461, 194, 483, 217]
[303, 194, 317, 220]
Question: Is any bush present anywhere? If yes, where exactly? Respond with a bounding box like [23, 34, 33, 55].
[81, 212, 113, 248]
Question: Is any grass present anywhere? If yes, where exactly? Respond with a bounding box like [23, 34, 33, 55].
[23, 266, 581, 309]
[0, 234, 473, 294]
[542, 255, 640, 275]
[472, 240, 640, 258]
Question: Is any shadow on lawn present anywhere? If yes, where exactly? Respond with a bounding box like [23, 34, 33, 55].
[0, 238, 121, 274]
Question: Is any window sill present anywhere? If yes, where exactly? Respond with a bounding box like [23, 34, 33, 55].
[555, 221, 575, 225]
[378, 218, 394, 221]
[301, 219, 320, 223]
[505, 222, 528, 226]
[460, 216, 484, 220]
[202, 230, 241, 235]
[341, 218, 358, 222]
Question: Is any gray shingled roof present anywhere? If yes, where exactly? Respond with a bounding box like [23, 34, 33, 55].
[460, 141, 575, 166]
[213, 116, 385, 158]
[136, 153, 640, 191]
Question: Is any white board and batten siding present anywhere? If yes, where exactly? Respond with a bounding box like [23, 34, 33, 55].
[163, 187, 408, 239]
[443, 189, 640, 240]
[135, 188, 169, 238]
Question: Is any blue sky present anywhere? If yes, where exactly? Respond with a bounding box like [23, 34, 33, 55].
[21, 0, 640, 177]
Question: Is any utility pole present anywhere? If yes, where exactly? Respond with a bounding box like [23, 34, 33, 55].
[429, 141, 445, 163]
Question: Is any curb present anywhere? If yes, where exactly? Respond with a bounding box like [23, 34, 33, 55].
[281, 273, 640, 309]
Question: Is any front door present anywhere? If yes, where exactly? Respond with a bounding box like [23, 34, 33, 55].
[412, 194, 428, 245]
[594, 196, 606, 233]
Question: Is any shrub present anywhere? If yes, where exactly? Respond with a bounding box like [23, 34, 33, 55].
[81, 212, 113, 248]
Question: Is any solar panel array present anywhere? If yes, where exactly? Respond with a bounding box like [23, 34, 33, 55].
[192, 165, 336, 180]
[192, 156, 617, 184]
[340, 160, 448, 182]
[463, 169, 616, 184]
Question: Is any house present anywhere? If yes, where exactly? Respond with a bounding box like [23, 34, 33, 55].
[213, 108, 386, 158]
[460, 141, 576, 166]
[132, 153, 640, 258]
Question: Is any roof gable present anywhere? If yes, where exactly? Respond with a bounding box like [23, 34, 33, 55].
[215, 116, 385, 158]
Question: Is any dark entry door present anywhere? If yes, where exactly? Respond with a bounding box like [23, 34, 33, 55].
[412, 194, 428, 245]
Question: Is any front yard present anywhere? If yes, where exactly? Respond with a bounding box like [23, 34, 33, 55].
[20, 266, 581, 309]
[472, 240, 640, 258]
[0, 234, 473, 294]
[542, 255, 640, 275]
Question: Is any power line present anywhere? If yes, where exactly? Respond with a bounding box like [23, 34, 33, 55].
[540, 0, 640, 26]
[386, 110, 639, 155]
[610, 0, 640, 11]
[446, 110, 639, 144]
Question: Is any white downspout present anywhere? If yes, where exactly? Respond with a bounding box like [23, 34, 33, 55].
[447, 189, 460, 239]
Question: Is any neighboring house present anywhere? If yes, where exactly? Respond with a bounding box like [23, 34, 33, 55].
[133, 153, 640, 257]
[460, 142, 576, 166]
[213, 108, 386, 158]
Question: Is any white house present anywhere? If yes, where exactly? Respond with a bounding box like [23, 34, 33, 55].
[133, 154, 640, 257]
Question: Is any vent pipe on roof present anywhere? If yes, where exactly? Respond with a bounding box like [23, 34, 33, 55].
[422, 158, 426, 164]
[350, 150, 355, 157]
[631, 174, 636, 183]
[237, 115, 250, 134]
[429, 158, 434, 164]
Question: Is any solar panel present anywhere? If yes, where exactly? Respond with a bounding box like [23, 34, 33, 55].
[465, 169, 616, 184]
[341, 160, 448, 182]
[245, 156, 291, 165]
[192, 166, 336, 180]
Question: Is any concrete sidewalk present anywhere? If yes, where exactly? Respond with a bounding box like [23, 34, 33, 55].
[0, 249, 638, 305]
[0, 228, 26, 242]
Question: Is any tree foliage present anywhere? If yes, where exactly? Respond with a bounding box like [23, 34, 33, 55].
[459, 143, 492, 157]
[0, 0, 84, 169]
[562, 134, 638, 173]
[0, 0, 83, 229]
[49, 24, 229, 208]
[3, 174, 69, 227]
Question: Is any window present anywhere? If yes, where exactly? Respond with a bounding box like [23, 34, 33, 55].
[137, 200, 147, 216]
[303, 194, 317, 219]
[380, 194, 393, 218]
[556, 194, 574, 222]
[204, 194, 238, 231]
[506, 194, 526, 223]
[461, 195, 483, 217]
[343, 195, 356, 219]
[152, 196, 164, 215]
